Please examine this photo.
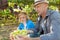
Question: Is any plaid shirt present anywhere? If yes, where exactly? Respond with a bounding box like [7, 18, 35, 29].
[39, 10, 60, 40]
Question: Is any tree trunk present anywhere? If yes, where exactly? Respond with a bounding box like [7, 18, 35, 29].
[0, 0, 8, 10]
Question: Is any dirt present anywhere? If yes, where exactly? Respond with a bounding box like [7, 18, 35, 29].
[0, 25, 18, 40]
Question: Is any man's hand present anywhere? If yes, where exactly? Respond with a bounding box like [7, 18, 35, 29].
[16, 35, 30, 40]
[30, 37, 40, 40]
[15, 35, 40, 40]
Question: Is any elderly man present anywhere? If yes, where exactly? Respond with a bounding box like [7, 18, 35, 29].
[33, 0, 60, 40]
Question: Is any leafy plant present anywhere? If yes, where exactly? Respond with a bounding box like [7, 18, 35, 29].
[23, 5, 33, 14]
[49, 5, 58, 10]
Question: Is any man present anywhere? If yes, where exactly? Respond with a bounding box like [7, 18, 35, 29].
[31, 0, 60, 40]
[32, 0, 60, 40]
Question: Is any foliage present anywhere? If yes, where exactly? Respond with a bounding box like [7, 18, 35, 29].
[48, 0, 60, 11]
[8, 0, 34, 5]
[0, 9, 17, 26]
[49, 5, 58, 10]
[22, 5, 33, 14]
[49, 0, 60, 5]
[8, 2, 15, 8]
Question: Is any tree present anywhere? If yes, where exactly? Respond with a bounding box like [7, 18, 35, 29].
[48, 0, 60, 11]
[0, 0, 8, 10]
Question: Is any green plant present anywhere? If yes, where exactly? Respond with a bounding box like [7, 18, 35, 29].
[49, 5, 58, 10]
[23, 5, 33, 14]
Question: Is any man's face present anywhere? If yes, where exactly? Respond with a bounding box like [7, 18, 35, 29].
[34, 3, 48, 15]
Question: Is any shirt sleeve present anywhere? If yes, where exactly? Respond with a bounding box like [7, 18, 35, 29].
[32, 17, 42, 33]
[17, 24, 21, 30]
[17, 23, 23, 30]
[28, 20, 35, 30]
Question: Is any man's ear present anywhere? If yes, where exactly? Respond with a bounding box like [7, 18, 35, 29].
[45, 4, 48, 7]
[44, 4, 48, 9]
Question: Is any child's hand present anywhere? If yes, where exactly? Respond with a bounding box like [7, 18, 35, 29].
[27, 30, 33, 34]
[10, 34, 14, 40]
